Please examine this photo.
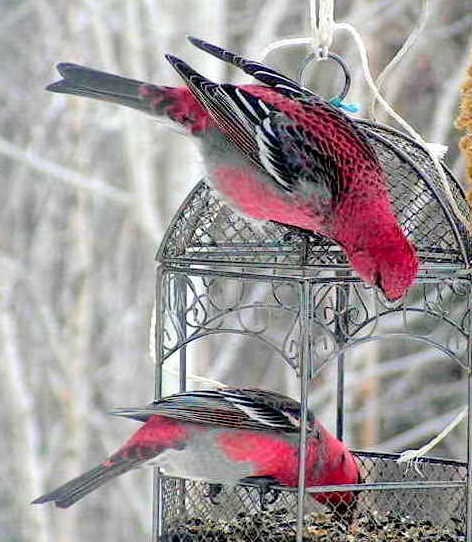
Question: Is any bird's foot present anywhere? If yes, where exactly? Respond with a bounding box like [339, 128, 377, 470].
[271, 222, 317, 244]
[240, 476, 280, 510]
[205, 483, 223, 505]
[270, 222, 319, 265]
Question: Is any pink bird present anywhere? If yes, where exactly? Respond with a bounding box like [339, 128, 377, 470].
[32, 387, 360, 518]
[47, 37, 418, 300]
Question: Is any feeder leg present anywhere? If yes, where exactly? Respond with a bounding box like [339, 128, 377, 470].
[334, 282, 350, 440]
[152, 265, 166, 542]
[176, 274, 188, 518]
[295, 280, 312, 542]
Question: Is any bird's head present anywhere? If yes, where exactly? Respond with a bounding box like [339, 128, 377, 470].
[322, 448, 363, 526]
[347, 224, 418, 301]
[308, 431, 362, 524]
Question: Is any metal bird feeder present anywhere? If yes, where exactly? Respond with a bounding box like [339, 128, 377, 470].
[152, 118, 472, 541]
[149, 26, 472, 538]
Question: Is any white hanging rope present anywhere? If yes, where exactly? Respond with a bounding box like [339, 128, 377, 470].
[335, 20, 471, 233]
[342, 20, 470, 232]
[370, 0, 430, 120]
[310, 0, 334, 56]
[259, 0, 471, 232]
[397, 406, 468, 466]
[334, 22, 421, 137]
[259, 0, 334, 60]
[259, 37, 309, 62]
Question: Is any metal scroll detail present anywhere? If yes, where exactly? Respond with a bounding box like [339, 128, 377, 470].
[156, 270, 470, 374]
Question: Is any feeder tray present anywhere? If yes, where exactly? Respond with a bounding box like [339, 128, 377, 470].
[158, 453, 466, 542]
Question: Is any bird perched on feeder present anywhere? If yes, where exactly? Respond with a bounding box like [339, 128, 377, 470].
[47, 37, 418, 300]
[32, 387, 361, 519]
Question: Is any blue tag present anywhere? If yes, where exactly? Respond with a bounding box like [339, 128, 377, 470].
[330, 97, 360, 113]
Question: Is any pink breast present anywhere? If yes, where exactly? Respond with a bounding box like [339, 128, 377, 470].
[213, 165, 324, 231]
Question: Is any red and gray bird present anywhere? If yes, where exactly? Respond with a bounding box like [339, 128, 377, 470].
[32, 387, 360, 516]
[47, 37, 418, 300]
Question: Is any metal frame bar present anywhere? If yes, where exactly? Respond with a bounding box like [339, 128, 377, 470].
[176, 274, 188, 519]
[335, 281, 350, 440]
[295, 280, 312, 541]
[466, 292, 472, 541]
[152, 264, 165, 542]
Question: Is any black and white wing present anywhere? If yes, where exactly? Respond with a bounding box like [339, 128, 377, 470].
[166, 54, 271, 162]
[166, 53, 341, 199]
[110, 387, 315, 433]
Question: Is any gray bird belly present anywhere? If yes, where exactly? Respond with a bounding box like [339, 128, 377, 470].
[149, 430, 255, 484]
[199, 134, 326, 231]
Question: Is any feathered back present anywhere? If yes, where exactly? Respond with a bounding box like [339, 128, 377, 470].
[111, 387, 315, 433]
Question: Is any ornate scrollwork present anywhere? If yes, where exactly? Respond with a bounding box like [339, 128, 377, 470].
[157, 268, 471, 375]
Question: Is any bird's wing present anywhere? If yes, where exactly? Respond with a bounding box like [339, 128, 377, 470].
[255, 111, 343, 201]
[166, 54, 267, 161]
[187, 36, 314, 100]
[166, 54, 341, 199]
[111, 388, 313, 433]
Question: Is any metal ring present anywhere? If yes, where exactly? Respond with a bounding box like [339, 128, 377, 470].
[297, 51, 351, 103]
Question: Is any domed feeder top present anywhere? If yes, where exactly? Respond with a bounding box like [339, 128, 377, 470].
[157, 121, 472, 274]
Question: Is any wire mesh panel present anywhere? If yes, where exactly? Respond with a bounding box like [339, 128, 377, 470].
[355, 452, 466, 527]
[158, 454, 466, 541]
[158, 122, 472, 270]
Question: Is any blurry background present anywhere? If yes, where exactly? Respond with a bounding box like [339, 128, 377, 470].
[1, 1, 471, 541]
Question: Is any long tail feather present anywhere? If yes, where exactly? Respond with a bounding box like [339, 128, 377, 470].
[31, 459, 141, 508]
[47, 63, 166, 114]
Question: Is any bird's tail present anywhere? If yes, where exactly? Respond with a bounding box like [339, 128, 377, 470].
[47, 63, 163, 113]
[47, 63, 208, 133]
[31, 458, 141, 508]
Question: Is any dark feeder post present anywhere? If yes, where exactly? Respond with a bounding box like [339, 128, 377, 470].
[150, 87, 472, 542]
